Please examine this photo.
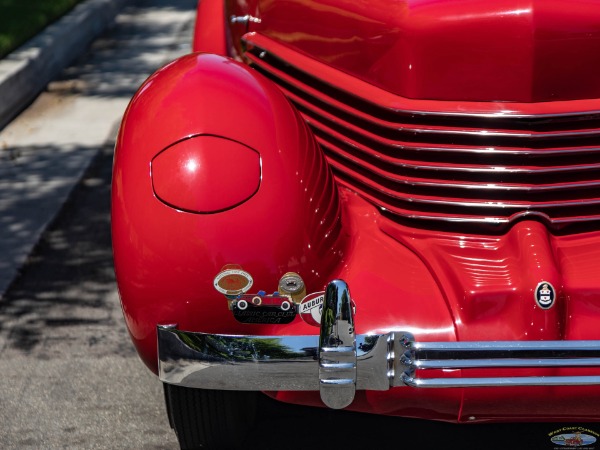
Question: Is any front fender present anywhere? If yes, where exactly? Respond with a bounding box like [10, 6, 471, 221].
[112, 53, 345, 371]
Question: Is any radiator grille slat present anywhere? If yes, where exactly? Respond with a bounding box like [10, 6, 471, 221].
[244, 42, 600, 233]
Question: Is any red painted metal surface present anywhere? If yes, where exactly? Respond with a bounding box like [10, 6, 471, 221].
[113, 53, 344, 371]
[242, 32, 600, 234]
[192, 0, 227, 55]
[151, 136, 261, 213]
[112, 0, 600, 422]
[251, 0, 600, 102]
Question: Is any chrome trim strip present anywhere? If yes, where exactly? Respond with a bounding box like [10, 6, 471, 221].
[398, 333, 600, 388]
[314, 121, 600, 157]
[328, 162, 600, 224]
[409, 358, 600, 369]
[230, 15, 261, 25]
[329, 154, 600, 193]
[409, 340, 600, 351]
[319, 140, 600, 175]
[402, 375, 600, 388]
[351, 181, 600, 206]
[292, 92, 600, 138]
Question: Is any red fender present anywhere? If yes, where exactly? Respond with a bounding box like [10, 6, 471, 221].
[111, 53, 345, 371]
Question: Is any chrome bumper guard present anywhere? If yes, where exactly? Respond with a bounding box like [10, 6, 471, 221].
[158, 280, 600, 409]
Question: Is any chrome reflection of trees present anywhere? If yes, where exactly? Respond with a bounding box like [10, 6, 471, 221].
[174, 330, 307, 361]
[358, 335, 379, 353]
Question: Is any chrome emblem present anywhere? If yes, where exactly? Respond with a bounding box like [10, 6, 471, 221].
[535, 281, 555, 309]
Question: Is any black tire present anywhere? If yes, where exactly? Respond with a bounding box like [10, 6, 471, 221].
[164, 384, 258, 450]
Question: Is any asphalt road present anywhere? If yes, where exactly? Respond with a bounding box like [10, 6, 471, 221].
[0, 1, 191, 448]
[0, 1, 598, 449]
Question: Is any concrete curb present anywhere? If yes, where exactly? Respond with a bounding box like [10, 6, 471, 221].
[0, 0, 131, 130]
[0, 0, 196, 300]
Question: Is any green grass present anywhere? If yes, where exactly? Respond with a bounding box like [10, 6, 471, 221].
[0, 0, 85, 58]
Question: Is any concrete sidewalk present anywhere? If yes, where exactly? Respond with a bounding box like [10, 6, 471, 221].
[0, 0, 197, 298]
[0, 0, 131, 130]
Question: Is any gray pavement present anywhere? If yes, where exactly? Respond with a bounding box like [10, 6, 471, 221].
[0, 1, 196, 447]
[0, 0, 195, 298]
[0, 142, 180, 449]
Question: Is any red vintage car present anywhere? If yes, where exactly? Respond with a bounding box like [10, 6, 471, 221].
[111, 0, 600, 448]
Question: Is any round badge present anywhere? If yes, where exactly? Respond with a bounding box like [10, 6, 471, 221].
[213, 267, 253, 296]
[299, 292, 325, 327]
[535, 281, 555, 309]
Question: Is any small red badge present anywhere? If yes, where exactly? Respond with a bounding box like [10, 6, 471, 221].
[299, 292, 325, 327]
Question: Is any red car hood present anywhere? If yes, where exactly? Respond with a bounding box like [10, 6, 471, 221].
[255, 0, 600, 102]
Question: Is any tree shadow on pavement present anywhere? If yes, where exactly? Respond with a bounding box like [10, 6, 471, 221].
[55, 0, 196, 100]
[0, 144, 133, 359]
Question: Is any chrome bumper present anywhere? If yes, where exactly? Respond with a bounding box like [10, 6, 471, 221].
[158, 280, 600, 409]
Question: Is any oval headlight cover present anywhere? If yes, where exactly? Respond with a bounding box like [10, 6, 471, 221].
[151, 135, 261, 213]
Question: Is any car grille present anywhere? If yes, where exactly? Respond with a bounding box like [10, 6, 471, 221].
[244, 39, 600, 234]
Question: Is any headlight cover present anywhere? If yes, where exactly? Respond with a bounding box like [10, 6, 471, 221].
[151, 135, 261, 213]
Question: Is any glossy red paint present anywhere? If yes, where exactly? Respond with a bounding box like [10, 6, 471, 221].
[382, 219, 600, 343]
[266, 199, 600, 421]
[192, 0, 227, 55]
[252, 0, 600, 102]
[112, 53, 344, 370]
[244, 31, 600, 115]
[151, 136, 261, 213]
[271, 379, 600, 423]
[113, 0, 600, 423]
[242, 31, 600, 235]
